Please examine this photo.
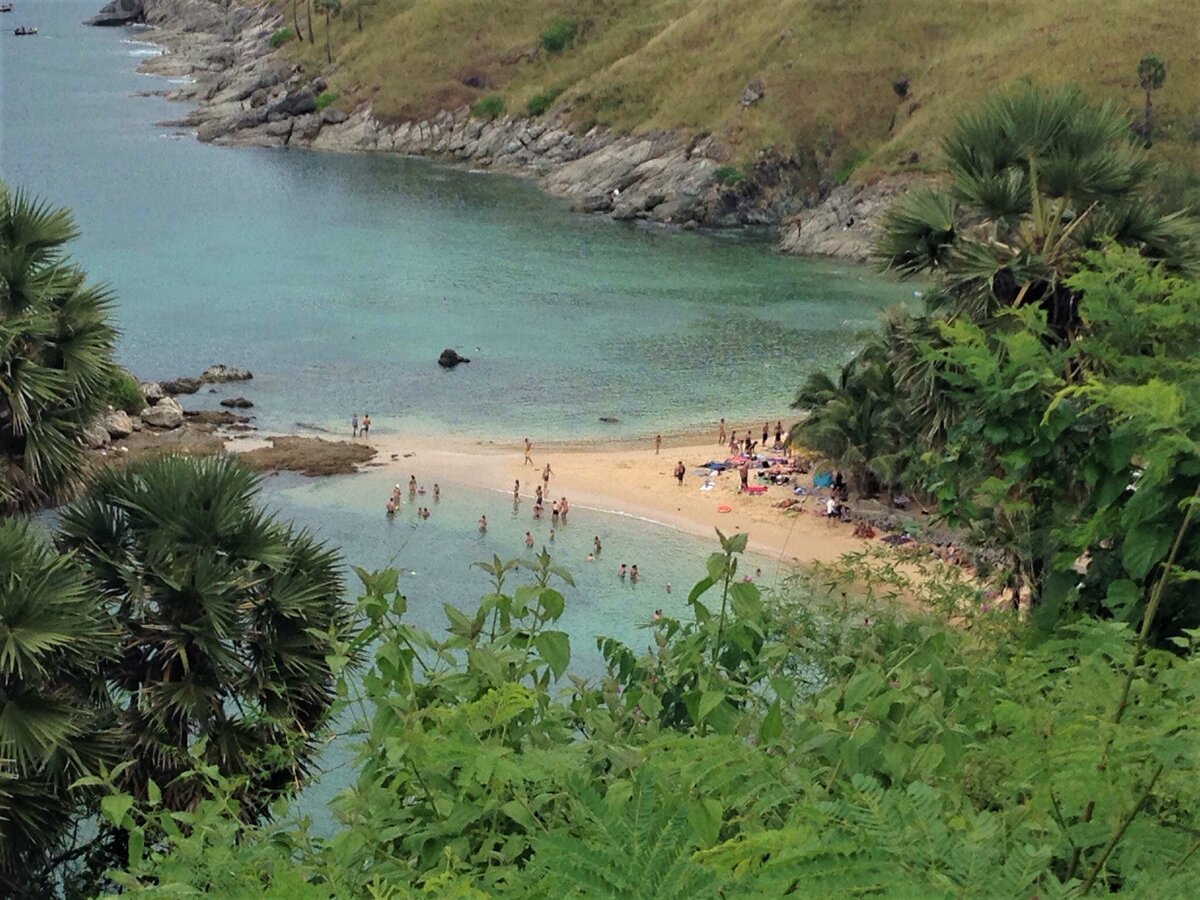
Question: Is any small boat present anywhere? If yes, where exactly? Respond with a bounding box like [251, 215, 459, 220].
[14, 25, 37, 35]
[0, 5, 14, 12]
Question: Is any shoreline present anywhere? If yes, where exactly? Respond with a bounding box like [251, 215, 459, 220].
[109, 0, 903, 262]
[230, 427, 886, 566]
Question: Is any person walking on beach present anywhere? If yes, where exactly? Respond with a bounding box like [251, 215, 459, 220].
[542, 462, 552, 491]
[352, 414, 359, 438]
[674, 461, 686, 486]
[361, 414, 371, 438]
[524, 438, 533, 465]
[718, 418, 726, 445]
[739, 460, 750, 491]
[762, 422, 769, 446]
[774, 421, 783, 446]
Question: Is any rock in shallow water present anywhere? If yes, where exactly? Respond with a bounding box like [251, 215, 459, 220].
[201, 364, 253, 383]
[438, 348, 471, 368]
[160, 376, 201, 396]
[220, 396, 254, 409]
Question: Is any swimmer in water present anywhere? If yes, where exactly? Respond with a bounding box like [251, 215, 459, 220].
[618, 564, 628, 579]
[386, 499, 397, 516]
[594, 536, 602, 554]
[433, 484, 441, 501]
[478, 515, 488, 532]
[630, 564, 640, 582]
[586, 552, 595, 562]
[525, 531, 534, 548]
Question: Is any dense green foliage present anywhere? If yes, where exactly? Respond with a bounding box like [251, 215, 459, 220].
[269, 26, 297, 48]
[0, 456, 356, 894]
[86, 535, 1200, 895]
[314, 91, 339, 112]
[0, 519, 118, 894]
[711, 165, 745, 186]
[538, 18, 578, 54]
[471, 94, 506, 121]
[526, 86, 563, 117]
[0, 185, 118, 512]
[102, 369, 145, 415]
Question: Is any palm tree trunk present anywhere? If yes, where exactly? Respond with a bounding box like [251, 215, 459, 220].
[325, 10, 332, 63]
[1143, 90, 1154, 148]
[293, 0, 303, 40]
[356, 1, 362, 31]
[306, 0, 314, 49]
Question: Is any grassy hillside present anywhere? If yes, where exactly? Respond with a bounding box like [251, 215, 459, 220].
[287, 0, 1200, 179]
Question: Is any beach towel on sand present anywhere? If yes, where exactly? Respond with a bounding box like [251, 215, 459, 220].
[744, 485, 767, 495]
[813, 472, 834, 488]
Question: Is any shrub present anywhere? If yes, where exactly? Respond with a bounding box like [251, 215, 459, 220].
[268, 27, 295, 49]
[713, 165, 745, 186]
[471, 94, 505, 120]
[105, 369, 146, 414]
[539, 18, 578, 54]
[833, 149, 871, 185]
[315, 91, 339, 112]
[527, 86, 564, 117]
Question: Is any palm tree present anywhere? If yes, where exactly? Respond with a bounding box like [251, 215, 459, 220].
[0, 184, 117, 513]
[789, 350, 905, 498]
[877, 84, 1200, 339]
[56, 456, 357, 819]
[0, 519, 119, 894]
[314, 0, 342, 64]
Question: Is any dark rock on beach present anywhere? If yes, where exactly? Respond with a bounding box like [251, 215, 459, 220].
[438, 348, 470, 368]
[220, 396, 254, 409]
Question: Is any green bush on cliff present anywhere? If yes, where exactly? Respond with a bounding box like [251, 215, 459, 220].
[105, 369, 146, 414]
[268, 27, 295, 49]
[539, 18, 577, 54]
[471, 94, 505, 120]
[527, 86, 564, 116]
[315, 91, 339, 112]
[713, 165, 745, 186]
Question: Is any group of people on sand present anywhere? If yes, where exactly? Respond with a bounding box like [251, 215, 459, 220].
[718, 419, 786, 456]
[385, 475, 440, 517]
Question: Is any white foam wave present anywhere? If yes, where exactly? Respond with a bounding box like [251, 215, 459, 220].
[127, 49, 163, 58]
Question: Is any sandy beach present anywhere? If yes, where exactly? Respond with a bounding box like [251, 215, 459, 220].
[253, 427, 880, 566]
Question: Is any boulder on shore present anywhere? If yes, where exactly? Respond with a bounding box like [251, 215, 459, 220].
[160, 376, 201, 395]
[201, 364, 253, 383]
[141, 397, 184, 429]
[82, 420, 112, 449]
[101, 409, 134, 438]
[220, 397, 254, 409]
[438, 348, 471, 368]
[140, 381, 165, 404]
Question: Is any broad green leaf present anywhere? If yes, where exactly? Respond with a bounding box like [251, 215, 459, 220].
[101, 793, 134, 826]
[758, 700, 783, 744]
[698, 690, 725, 722]
[534, 630, 570, 679]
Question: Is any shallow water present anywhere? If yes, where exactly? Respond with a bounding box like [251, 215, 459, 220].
[1, 0, 911, 441]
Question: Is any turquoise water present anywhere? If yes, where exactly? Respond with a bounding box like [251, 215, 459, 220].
[1, 0, 910, 441]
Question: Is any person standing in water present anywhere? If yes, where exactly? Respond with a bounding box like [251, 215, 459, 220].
[560, 497, 569, 521]
[433, 484, 441, 501]
[674, 461, 686, 486]
[655, 434, 662, 455]
[594, 535, 602, 555]
[525, 531, 534, 548]
[352, 414, 359, 438]
[478, 515, 488, 532]
[618, 563, 628, 579]
[524, 438, 533, 466]
[408, 475, 417, 497]
[513, 480, 520, 501]
[552, 500, 560, 522]
[630, 564, 639, 582]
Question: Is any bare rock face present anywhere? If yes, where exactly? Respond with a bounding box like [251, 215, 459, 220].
[201, 364, 253, 383]
[101, 409, 134, 438]
[141, 396, 184, 429]
[160, 376, 200, 395]
[85, 0, 143, 26]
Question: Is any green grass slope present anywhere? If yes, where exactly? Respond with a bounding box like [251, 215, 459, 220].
[291, 0, 1200, 179]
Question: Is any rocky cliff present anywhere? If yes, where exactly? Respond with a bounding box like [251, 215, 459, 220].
[108, 0, 896, 260]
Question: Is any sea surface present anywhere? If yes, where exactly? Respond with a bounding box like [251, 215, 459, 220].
[3, 0, 902, 817]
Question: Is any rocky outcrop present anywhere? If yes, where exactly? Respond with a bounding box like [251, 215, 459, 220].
[86, 0, 144, 25]
[140, 381, 165, 404]
[159, 376, 201, 395]
[201, 364, 253, 383]
[777, 180, 910, 262]
[141, 396, 185, 429]
[438, 348, 470, 368]
[82, 420, 112, 449]
[220, 396, 254, 408]
[108, 0, 904, 258]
